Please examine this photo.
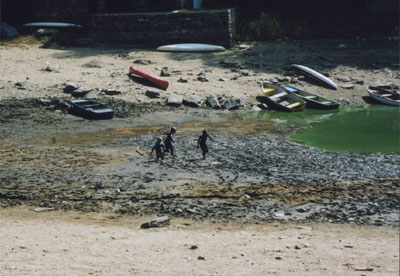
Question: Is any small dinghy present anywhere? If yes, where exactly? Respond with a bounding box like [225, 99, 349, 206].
[70, 99, 115, 120]
[283, 86, 340, 110]
[258, 83, 306, 112]
[366, 86, 400, 106]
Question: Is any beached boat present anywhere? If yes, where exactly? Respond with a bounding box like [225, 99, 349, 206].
[283, 86, 340, 110]
[129, 66, 169, 90]
[70, 99, 115, 120]
[258, 83, 306, 112]
[291, 64, 338, 90]
[366, 86, 400, 106]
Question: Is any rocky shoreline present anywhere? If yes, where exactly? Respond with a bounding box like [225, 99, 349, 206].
[0, 97, 399, 226]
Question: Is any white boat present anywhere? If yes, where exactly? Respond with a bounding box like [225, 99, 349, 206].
[157, 43, 226, 52]
[292, 64, 338, 90]
[366, 86, 400, 106]
[23, 22, 82, 28]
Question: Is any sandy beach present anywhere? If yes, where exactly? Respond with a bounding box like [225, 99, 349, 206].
[0, 36, 399, 275]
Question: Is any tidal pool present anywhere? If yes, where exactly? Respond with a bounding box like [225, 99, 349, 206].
[246, 104, 400, 153]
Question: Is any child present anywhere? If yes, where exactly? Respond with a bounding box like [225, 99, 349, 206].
[197, 129, 214, 159]
[151, 137, 165, 161]
[164, 127, 177, 157]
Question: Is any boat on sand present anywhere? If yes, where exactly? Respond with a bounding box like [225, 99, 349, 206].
[70, 99, 115, 120]
[366, 86, 400, 106]
[258, 83, 306, 112]
[283, 86, 340, 110]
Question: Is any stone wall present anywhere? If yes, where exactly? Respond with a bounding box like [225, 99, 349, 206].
[88, 9, 237, 47]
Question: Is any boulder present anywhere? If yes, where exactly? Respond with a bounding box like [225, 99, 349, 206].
[145, 90, 161, 98]
[104, 89, 121, 95]
[63, 82, 79, 94]
[161, 67, 171, 77]
[167, 94, 183, 106]
[133, 59, 152, 65]
[82, 60, 106, 68]
[183, 95, 203, 107]
[71, 87, 92, 98]
[206, 95, 221, 109]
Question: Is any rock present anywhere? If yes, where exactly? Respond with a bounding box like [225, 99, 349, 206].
[177, 77, 188, 83]
[337, 77, 351, 82]
[190, 245, 198, 250]
[63, 82, 79, 94]
[197, 75, 208, 82]
[197, 256, 206, 260]
[183, 95, 203, 107]
[140, 216, 170, 229]
[36, 28, 59, 37]
[71, 87, 92, 98]
[355, 80, 364, 85]
[221, 98, 245, 110]
[236, 98, 247, 107]
[218, 77, 228, 82]
[34, 207, 54, 212]
[44, 64, 60, 72]
[206, 96, 221, 109]
[276, 76, 290, 82]
[238, 44, 250, 50]
[167, 94, 183, 106]
[38, 99, 51, 106]
[82, 60, 106, 68]
[0, 85, 4, 89]
[160, 67, 171, 77]
[133, 59, 152, 65]
[104, 89, 121, 95]
[15, 81, 28, 89]
[341, 84, 355, 89]
[221, 59, 239, 68]
[275, 256, 282, 260]
[296, 207, 308, 213]
[145, 90, 161, 98]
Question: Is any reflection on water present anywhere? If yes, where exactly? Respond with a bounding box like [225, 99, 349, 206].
[246, 104, 400, 153]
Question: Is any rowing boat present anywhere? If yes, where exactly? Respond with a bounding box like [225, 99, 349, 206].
[366, 86, 400, 106]
[283, 86, 340, 110]
[70, 99, 115, 120]
[258, 83, 306, 112]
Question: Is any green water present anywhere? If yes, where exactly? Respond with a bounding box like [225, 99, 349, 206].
[247, 105, 400, 153]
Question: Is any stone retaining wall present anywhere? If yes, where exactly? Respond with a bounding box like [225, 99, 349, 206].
[88, 9, 237, 47]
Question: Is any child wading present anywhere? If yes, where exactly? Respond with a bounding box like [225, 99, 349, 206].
[164, 127, 176, 157]
[197, 129, 214, 159]
[151, 137, 165, 161]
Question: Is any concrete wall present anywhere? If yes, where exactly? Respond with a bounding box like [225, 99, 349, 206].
[88, 9, 237, 47]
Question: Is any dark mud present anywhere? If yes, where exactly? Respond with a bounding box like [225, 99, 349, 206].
[0, 98, 399, 226]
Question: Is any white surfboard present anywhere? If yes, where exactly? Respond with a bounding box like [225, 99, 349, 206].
[292, 64, 338, 90]
[24, 22, 82, 28]
[157, 43, 226, 52]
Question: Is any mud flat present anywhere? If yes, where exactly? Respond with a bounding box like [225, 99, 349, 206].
[0, 98, 399, 226]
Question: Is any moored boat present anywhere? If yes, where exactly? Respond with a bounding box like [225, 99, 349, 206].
[283, 86, 340, 110]
[258, 83, 306, 112]
[70, 99, 115, 120]
[366, 86, 400, 106]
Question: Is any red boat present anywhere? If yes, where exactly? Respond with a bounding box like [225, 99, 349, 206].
[129, 66, 169, 90]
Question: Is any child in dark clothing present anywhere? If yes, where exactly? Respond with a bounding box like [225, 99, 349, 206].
[151, 137, 165, 161]
[164, 127, 176, 157]
[197, 129, 214, 159]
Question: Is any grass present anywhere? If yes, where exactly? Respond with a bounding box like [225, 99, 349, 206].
[0, 35, 49, 47]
